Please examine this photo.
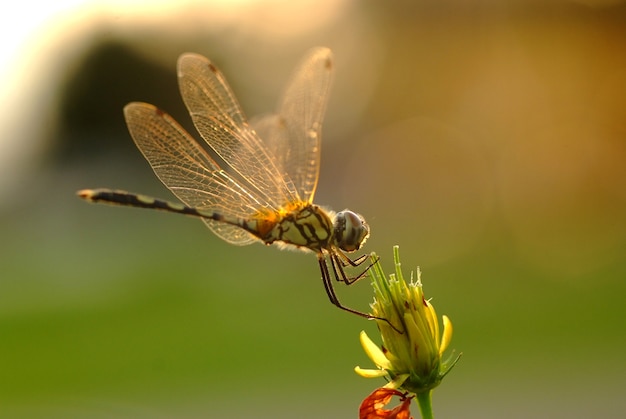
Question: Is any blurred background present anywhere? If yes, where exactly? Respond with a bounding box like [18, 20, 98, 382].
[1, 0, 625, 417]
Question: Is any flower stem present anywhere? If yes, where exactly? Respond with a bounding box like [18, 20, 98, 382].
[416, 390, 434, 419]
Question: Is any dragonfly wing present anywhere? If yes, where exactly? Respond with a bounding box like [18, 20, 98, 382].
[123, 102, 264, 245]
[260, 47, 334, 204]
[177, 53, 296, 209]
[203, 220, 258, 246]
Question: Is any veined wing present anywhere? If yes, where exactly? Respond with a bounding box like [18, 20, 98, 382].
[177, 53, 296, 210]
[123, 102, 261, 245]
[251, 47, 333, 204]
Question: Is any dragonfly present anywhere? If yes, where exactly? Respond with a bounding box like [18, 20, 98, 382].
[78, 47, 377, 321]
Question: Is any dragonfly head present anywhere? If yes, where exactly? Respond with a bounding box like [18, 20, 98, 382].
[333, 210, 370, 252]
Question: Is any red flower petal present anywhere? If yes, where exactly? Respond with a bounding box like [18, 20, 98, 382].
[359, 387, 414, 419]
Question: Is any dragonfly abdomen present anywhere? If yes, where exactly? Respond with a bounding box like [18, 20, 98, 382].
[78, 189, 258, 233]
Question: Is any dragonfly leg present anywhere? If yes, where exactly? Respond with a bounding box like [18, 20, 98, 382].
[331, 250, 378, 285]
[317, 252, 403, 334]
[336, 251, 368, 268]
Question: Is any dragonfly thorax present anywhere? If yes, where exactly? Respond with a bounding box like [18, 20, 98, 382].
[258, 204, 334, 251]
[332, 210, 370, 252]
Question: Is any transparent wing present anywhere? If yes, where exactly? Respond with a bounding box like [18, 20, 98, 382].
[252, 47, 334, 204]
[177, 53, 298, 209]
[123, 102, 260, 245]
[201, 219, 257, 246]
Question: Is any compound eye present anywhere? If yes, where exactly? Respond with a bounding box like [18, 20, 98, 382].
[334, 210, 370, 252]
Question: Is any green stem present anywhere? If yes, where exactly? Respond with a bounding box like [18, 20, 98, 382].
[415, 390, 434, 419]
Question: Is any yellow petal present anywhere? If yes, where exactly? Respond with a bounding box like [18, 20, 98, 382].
[439, 315, 453, 355]
[383, 373, 410, 389]
[359, 330, 393, 370]
[423, 299, 440, 346]
[354, 366, 389, 378]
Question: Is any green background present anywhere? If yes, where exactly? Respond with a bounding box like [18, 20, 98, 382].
[1, 1, 625, 417]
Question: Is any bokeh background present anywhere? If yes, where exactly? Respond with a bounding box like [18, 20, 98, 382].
[1, 0, 625, 417]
